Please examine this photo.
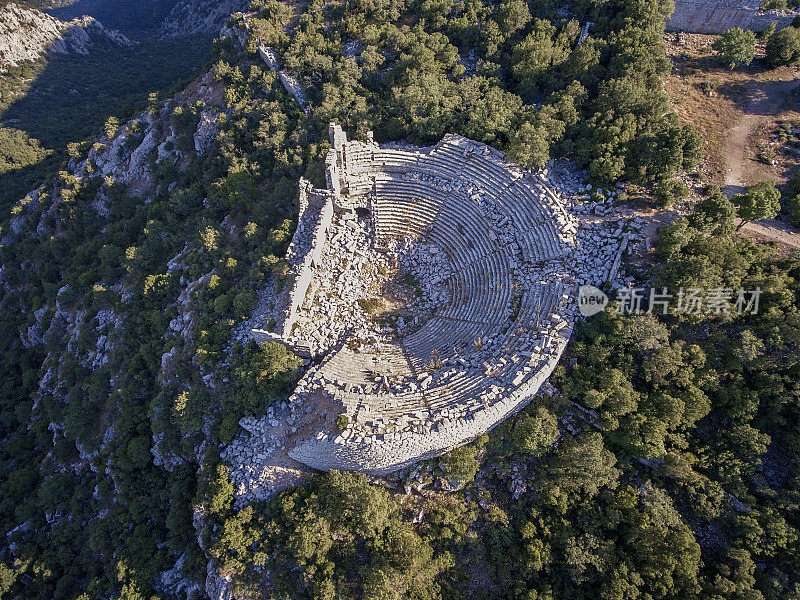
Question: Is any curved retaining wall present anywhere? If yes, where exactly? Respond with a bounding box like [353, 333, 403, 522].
[288, 336, 569, 474]
[667, 0, 796, 33]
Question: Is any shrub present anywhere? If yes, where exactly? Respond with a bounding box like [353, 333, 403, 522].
[441, 435, 487, 485]
[786, 193, 800, 226]
[104, 116, 120, 138]
[734, 180, 781, 227]
[712, 28, 757, 69]
[357, 297, 380, 314]
[784, 172, 800, 225]
[511, 407, 559, 456]
[766, 26, 800, 66]
[207, 465, 234, 515]
[654, 179, 690, 207]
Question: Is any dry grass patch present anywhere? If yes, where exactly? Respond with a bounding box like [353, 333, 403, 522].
[665, 32, 800, 188]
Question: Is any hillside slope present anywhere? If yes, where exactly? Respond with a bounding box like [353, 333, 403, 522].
[0, 0, 212, 209]
[45, 0, 248, 37]
[160, 0, 248, 37]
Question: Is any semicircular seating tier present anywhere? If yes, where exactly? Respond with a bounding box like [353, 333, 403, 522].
[265, 124, 582, 474]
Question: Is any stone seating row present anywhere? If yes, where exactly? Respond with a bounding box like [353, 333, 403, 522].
[496, 180, 551, 228]
[373, 180, 443, 236]
[430, 143, 567, 231]
[423, 371, 488, 412]
[372, 154, 565, 264]
[372, 205, 436, 241]
[375, 178, 505, 268]
[363, 151, 423, 181]
[334, 388, 430, 423]
[372, 141, 568, 234]
[518, 283, 562, 324]
[484, 178, 568, 260]
[377, 142, 557, 215]
[374, 144, 510, 203]
[440, 252, 513, 325]
[319, 342, 414, 378]
[428, 143, 513, 192]
[318, 350, 386, 388]
[373, 181, 492, 267]
[516, 224, 565, 263]
[330, 320, 564, 425]
[427, 190, 500, 266]
[343, 145, 375, 168]
[402, 316, 492, 372]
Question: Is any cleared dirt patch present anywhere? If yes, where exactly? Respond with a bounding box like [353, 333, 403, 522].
[665, 33, 800, 250]
[665, 33, 800, 190]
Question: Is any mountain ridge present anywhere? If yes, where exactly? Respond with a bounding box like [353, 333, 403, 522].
[0, 1, 131, 67]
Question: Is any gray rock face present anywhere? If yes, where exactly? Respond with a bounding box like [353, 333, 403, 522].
[668, 0, 797, 34]
[205, 561, 234, 600]
[0, 2, 130, 67]
[160, 0, 249, 37]
[158, 552, 203, 599]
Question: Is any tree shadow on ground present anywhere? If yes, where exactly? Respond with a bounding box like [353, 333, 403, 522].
[715, 78, 800, 116]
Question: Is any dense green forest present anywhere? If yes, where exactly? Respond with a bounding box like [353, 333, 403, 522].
[0, 34, 212, 208]
[25, 0, 183, 35]
[1, 0, 799, 598]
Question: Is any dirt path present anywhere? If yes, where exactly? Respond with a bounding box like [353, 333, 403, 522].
[723, 78, 800, 195]
[722, 78, 800, 249]
[723, 113, 759, 195]
[740, 219, 800, 250]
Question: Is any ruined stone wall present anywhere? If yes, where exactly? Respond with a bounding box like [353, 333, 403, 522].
[667, 0, 797, 33]
[278, 183, 333, 337]
[256, 43, 310, 113]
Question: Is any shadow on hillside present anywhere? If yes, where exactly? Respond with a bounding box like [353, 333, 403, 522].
[48, 0, 181, 36]
[0, 34, 212, 209]
[716, 78, 800, 116]
[722, 184, 746, 197]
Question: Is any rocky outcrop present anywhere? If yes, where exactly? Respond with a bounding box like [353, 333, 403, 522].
[0, 2, 131, 68]
[72, 72, 224, 196]
[157, 552, 204, 599]
[205, 561, 235, 600]
[668, 0, 798, 34]
[160, 0, 249, 37]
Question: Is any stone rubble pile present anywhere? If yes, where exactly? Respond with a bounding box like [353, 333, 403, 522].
[394, 239, 453, 314]
[221, 398, 308, 505]
[283, 207, 387, 356]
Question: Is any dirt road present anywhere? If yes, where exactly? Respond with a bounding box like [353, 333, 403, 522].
[722, 77, 800, 249]
[740, 219, 800, 250]
[723, 78, 800, 195]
